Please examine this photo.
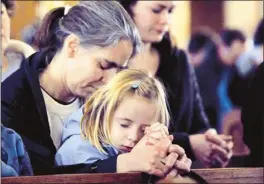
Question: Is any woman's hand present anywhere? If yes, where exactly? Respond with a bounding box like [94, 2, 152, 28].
[205, 129, 233, 167]
[190, 129, 233, 168]
[189, 133, 213, 167]
[206, 134, 233, 167]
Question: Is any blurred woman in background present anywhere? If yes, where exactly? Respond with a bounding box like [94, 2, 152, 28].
[1, 0, 35, 82]
[188, 28, 224, 129]
[117, 0, 233, 168]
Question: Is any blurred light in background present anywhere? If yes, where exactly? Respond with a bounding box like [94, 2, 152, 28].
[10, 0, 263, 50]
[170, 1, 191, 49]
[224, 1, 263, 38]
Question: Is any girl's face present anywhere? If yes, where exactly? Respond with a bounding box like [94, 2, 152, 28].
[1, 3, 11, 53]
[131, 1, 176, 43]
[111, 94, 158, 152]
[64, 39, 133, 99]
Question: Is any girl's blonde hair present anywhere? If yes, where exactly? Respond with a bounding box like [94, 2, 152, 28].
[81, 69, 170, 153]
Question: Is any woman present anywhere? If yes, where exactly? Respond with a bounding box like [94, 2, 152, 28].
[1, 1, 141, 175]
[117, 0, 233, 168]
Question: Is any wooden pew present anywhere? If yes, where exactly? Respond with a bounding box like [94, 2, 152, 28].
[194, 168, 263, 183]
[1, 168, 263, 183]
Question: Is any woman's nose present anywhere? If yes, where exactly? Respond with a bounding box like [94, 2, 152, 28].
[159, 11, 170, 26]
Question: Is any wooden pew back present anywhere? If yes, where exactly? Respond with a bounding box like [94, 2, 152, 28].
[1, 168, 263, 183]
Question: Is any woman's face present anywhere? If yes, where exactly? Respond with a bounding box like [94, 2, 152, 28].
[131, 1, 176, 43]
[65, 40, 133, 99]
[1, 3, 11, 53]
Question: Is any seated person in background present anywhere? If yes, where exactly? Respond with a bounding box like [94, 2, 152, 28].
[1, 0, 35, 82]
[219, 21, 264, 161]
[235, 18, 263, 78]
[218, 29, 247, 110]
[227, 19, 263, 107]
[56, 69, 192, 179]
[1, 125, 33, 177]
[219, 29, 254, 109]
[21, 20, 40, 50]
[188, 28, 225, 129]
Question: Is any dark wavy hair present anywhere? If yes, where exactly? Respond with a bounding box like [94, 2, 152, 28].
[220, 29, 246, 47]
[2, 0, 16, 17]
[116, 0, 138, 16]
[254, 18, 263, 46]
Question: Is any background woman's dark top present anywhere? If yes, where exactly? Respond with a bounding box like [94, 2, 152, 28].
[242, 62, 264, 167]
[154, 37, 211, 159]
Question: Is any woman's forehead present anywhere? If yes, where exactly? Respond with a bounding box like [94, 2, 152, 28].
[144, 1, 176, 8]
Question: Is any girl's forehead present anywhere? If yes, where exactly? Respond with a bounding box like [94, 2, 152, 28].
[113, 95, 159, 123]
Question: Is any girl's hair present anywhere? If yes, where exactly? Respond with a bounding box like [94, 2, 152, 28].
[34, 1, 142, 63]
[81, 69, 170, 153]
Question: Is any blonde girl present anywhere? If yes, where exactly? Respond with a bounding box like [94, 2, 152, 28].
[56, 69, 191, 177]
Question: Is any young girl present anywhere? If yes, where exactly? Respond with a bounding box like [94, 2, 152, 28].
[56, 69, 191, 178]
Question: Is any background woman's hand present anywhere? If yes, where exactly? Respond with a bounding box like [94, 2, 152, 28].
[190, 133, 213, 167]
[190, 129, 233, 167]
[205, 129, 233, 167]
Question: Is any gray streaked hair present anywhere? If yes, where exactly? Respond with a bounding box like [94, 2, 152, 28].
[60, 1, 141, 57]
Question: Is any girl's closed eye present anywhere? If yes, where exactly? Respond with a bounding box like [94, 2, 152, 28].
[120, 123, 130, 128]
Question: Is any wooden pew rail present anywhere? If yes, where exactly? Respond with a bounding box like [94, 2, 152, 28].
[1, 168, 263, 184]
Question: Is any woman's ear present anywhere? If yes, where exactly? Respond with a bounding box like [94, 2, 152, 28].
[64, 34, 80, 58]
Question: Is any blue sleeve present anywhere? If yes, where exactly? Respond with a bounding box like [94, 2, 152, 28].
[55, 135, 110, 166]
[1, 125, 33, 176]
[1, 161, 18, 177]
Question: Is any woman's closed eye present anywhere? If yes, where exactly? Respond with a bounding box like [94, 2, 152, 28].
[152, 7, 174, 14]
[168, 7, 174, 14]
[99, 59, 121, 70]
[100, 62, 114, 70]
[152, 8, 162, 14]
